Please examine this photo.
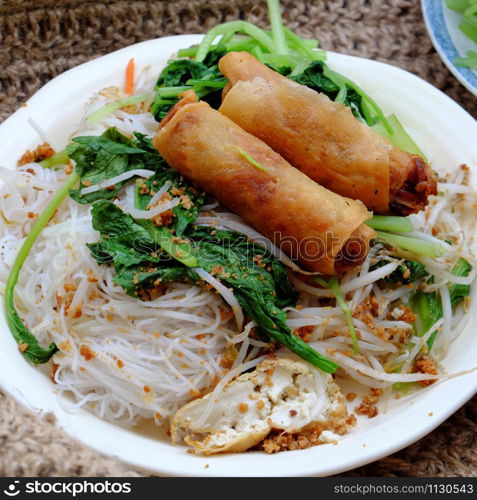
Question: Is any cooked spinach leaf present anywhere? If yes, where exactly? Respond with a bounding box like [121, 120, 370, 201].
[67, 128, 167, 204]
[151, 46, 227, 120]
[371, 259, 428, 284]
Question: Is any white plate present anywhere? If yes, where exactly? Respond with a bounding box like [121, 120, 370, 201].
[422, 0, 477, 96]
[1, 34, 477, 477]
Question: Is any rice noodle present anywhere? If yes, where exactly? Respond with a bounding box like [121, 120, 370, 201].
[148, 180, 172, 207]
[401, 318, 444, 373]
[193, 267, 244, 330]
[79, 169, 155, 195]
[125, 198, 180, 219]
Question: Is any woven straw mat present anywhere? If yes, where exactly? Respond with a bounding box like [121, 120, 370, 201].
[0, 0, 476, 477]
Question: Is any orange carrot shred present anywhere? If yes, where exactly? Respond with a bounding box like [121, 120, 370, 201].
[125, 58, 135, 95]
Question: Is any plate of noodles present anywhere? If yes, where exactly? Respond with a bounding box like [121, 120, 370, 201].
[0, 1, 476, 477]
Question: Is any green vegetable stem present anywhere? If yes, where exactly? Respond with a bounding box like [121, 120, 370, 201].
[4, 172, 79, 363]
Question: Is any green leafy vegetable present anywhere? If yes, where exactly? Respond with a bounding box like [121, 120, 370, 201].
[370, 260, 428, 284]
[449, 257, 473, 306]
[151, 47, 227, 120]
[4, 172, 79, 363]
[67, 128, 166, 204]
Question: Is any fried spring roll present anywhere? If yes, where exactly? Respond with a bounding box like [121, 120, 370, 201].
[153, 90, 375, 275]
[218, 52, 437, 215]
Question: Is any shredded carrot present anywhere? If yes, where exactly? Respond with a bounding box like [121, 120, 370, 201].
[125, 58, 135, 95]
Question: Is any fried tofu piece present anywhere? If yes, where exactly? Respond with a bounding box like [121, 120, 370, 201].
[170, 356, 349, 455]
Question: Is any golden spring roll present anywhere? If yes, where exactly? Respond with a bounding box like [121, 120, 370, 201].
[153, 91, 375, 275]
[218, 52, 437, 215]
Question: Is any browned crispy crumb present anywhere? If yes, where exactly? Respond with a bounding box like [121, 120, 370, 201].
[187, 448, 196, 455]
[18, 341, 29, 353]
[413, 356, 438, 386]
[355, 388, 383, 418]
[79, 344, 95, 361]
[210, 265, 225, 276]
[219, 345, 238, 369]
[400, 306, 417, 324]
[260, 424, 325, 453]
[18, 143, 55, 165]
[294, 325, 314, 343]
[345, 414, 357, 428]
[352, 296, 384, 337]
[346, 392, 357, 402]
[189, 388, 202, 398]
[238, 403, 249, 413]
[63, 163, 74, 175]
[180, 194, 193, 210]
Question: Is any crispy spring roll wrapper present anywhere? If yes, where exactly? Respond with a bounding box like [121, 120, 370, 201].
[218, 52, 437, 215]
[153, 90, 375, 275]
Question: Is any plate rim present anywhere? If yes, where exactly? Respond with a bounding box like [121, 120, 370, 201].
[0, 33, 476, 477]
[422, 0, 477, 96]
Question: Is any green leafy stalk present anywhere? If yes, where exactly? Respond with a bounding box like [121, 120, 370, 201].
[455, 50, 477, 68]
[195, 21, 275, 62]
[267, 0, 289, 55]
[5, 172, 79, 363]
[86, 94, 149, 125]
[152, 227, 198, 267]
[459, 20, 477, 43]
[39, 149, 69, 169]
[446, 0, 470, 11]
[366, 215, 413, 233]
[186, 79, 227, 88]
[284, 27, 323, 61]
[157, 86, 192, 98]
[372, 114, 427, 158]
[315, 276, 359, 354]
[376, 231, 444, 258]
